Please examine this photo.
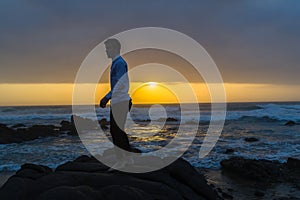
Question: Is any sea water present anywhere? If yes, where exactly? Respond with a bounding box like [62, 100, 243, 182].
[0, 102, 299, 172]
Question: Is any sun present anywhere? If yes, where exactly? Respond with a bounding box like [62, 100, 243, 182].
[148, 82, 157, 88]
[131, 82, 178, 104]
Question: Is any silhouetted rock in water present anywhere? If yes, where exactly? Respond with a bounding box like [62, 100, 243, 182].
[0, 115, 110, 144]
[99, 118, 109, 130]
[157, 117, 179, 123]
[220, 157, 300, 187]
[166, 117, 178, 122]
[11, 123, 26, 128]
[244, 137, 259, 142]
[59, 120, 72, 132]
[284, 120, 296, 126]
[0, 154, 218, 200]
[0, 124, 60, 144]
[67, 115, 101, 135]
[224, 149, 234, 154]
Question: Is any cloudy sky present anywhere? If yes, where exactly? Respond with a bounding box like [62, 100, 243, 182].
[0, 0, 299, 105]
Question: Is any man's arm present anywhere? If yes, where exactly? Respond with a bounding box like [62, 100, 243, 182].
[100, 60, 127, 107]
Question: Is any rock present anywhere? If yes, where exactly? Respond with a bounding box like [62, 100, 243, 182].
[244, 137, 259, 142]
[0, 155, 218, 200]
[100, 185, 153, 200]
[254, 191, 265, 197]
[165, 158, 217, 200]
[221, 156, 284, 182]
[0, 124, 61, 144]
[15, 163, 53, 180]
[284, 120, 296, 126]
[55, 161, 109, 172]
[158, 117, 178, 122]
[37, 185, 103, 200]
[73, 155, 95, 163]
[286, 157, 300, 170]
[0, 114, 107, 144]
[0, 124, 14, 134]
[68, 115, 100, 135]
[27, 125, 60, 137]
[99, 118, 109, 130]
[166, 117, 178, 122]
[221, 192, 233, 199]
[19, 163, 52, 173]
[11, 124, 26, 128]
[59, 120, 73, 132]
[224, 149, 234, 154]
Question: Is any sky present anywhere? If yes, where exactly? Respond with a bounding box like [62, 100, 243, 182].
[0, 0, 300, 105]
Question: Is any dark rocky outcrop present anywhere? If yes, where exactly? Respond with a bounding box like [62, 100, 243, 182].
[0, 155, 218, 200]
[0, 124, 60, 144]
[0, 115, 108, 144]
[220, 156, 300, 186]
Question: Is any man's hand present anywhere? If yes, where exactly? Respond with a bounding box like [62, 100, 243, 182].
[100, 97, 109, 108]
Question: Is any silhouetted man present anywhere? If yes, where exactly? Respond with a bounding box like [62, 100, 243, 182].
[100, 38, 132, 169]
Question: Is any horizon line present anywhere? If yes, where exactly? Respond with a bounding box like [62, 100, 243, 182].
[1, 100, 299, 107]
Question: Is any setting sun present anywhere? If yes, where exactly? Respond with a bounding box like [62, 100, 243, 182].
[148, 82, 157, 88]
[131, 82, 178, 104]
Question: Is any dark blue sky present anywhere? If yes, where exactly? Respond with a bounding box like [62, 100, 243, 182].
[0, 0, 299, 84]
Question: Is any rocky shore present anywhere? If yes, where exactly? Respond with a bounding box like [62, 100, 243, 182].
[0, 153, 299, 199]
[0, 153, 218, 200]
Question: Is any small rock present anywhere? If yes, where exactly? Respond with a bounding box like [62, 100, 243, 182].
[99, 118, 109, 130]
[244, 137, 259, 142]
[158, 117, 178, 122]
[284, 120, 296, 126]
[11, 124, 26, 128]
[225, 149, 234, 154]
[254, 191, 265, 197]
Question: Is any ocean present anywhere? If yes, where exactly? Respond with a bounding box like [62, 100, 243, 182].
[0, 102, 299, 172]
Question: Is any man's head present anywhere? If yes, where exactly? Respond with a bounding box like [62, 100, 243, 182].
[104, 38, 121, 59]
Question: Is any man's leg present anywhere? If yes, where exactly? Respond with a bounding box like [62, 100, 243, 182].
[110, 100, 131, 158]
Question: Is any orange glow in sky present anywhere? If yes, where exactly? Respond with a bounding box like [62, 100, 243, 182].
[0, 83, 300, 106]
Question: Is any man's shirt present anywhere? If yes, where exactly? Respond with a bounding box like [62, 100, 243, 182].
[105, 55, 130, 104]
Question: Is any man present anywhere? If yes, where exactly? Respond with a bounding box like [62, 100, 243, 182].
[100, 38, 132, 169]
